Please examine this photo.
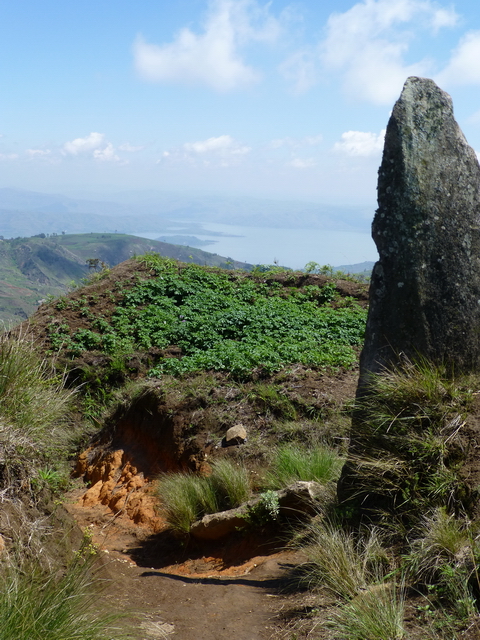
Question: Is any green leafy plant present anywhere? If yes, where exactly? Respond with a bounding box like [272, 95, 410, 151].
[48, 259, 366, 376]
[244, 490, 280, 527]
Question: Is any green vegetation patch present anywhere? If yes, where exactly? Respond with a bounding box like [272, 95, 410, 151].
[49, 255, 366, 378]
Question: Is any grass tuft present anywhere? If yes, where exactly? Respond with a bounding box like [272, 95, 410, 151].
[294, 518, 390, 600]
[329, 582, 405, 640]
[0, 537, 125, 640]
[263, 443, 344, 490]
[343, 358, 472, 523]
[157, 458, 251, 533]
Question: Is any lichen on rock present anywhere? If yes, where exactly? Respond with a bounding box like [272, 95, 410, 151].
[361, 76, 480, 379]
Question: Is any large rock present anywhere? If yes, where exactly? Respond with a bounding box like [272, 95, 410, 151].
[190, 482, 330, 540]
[338, 77, 480, 514]
[361, 76, 480, 380]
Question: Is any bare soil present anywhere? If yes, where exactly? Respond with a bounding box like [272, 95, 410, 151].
[62, 366, 359, 640]
[65, 483, 306, 640]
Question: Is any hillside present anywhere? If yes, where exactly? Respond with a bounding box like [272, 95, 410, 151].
[0, 233, 252, 323]
[4, 255, 480, 638]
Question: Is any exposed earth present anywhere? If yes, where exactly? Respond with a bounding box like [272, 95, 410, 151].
[60, 366, 359, 640]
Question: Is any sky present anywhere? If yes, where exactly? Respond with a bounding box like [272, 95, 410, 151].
[1, 0, 480, 206]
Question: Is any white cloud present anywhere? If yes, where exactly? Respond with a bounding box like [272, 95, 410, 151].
[118, 143, 144, 152]
[279, 50, 317, 94]
[0, 153, 18, 160]
[63, 132, 123, 162]
[133, 0, 282, 91]
[270, 135, 322, 149]
[183, 134, 249, 155]
[184, 135, 251, 165]
[288, 157, 317, 169]
[93, 143, 121, 162]
[162, 134, 251, 167]
[333, 129, 386, 156]
[431, 7, 458, 32]
[26, 149, 51, 157]
[63, 132, 105, 156]
[319, 0, 459, 105]
[436, 31, 480, 86]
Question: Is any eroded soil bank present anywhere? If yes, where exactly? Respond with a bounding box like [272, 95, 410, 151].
[63, 369, 358, 639]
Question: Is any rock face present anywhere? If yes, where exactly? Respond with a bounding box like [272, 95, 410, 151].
[361, 76, 480, 380]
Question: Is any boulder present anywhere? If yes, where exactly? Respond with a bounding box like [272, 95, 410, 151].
[338, 76, 480, 511]
[360, 76, 480, 381]
[190, 481, 328, 540]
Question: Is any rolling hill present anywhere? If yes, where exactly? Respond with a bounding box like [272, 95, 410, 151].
[0, 233, 252, 323]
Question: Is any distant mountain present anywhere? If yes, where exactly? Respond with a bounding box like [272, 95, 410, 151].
[0, 232, 252, 323]
[335, 261, 375, 275]
[0, 188, 374, 236]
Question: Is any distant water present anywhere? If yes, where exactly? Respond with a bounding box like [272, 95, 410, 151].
[136, 222, 377, 270]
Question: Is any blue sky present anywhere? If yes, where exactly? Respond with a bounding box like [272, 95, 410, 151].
[1, 0, 480, 205]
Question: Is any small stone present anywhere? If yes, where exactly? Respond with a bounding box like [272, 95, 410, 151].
[224, 424, 247, 446]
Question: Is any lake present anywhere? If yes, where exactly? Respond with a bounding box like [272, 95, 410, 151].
[136, 222, 377, 270]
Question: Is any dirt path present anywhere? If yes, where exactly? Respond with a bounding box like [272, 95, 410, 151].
[64, 488, 300, 640]
[102, 553, 293, 640]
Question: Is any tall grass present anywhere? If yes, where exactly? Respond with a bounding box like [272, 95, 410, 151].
[157, 458, 251, 533]
[294, 519, 390, 600]
[0, 331, 132, 639]
[0, 537, 125, 640]
[263, 443, 344, 490]
[0, 329, 74, 442]
[329, 583, 405, 640]
[344, 358, 471, 522]
[209, 458, 251, 507]
[0, 329, 75, 496]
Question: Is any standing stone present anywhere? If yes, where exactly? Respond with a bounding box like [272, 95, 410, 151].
[360, 76, 480, 381]
[338, 77, 480, 514]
